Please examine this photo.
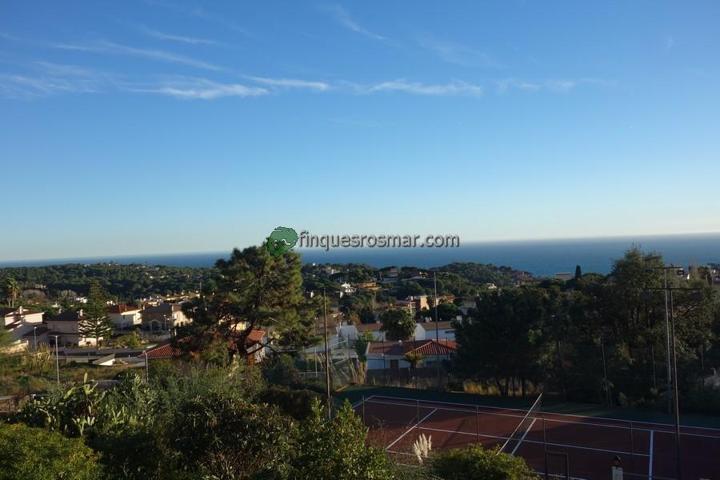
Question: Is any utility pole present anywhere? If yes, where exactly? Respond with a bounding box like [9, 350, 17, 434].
[600, 332, 610, 407]
[433, 271, 439, 342]
[646, 280, 702, 480]
[663, 268, 672, 414]
[669, 291, 682, 480]
[647, 262, 678, 415]
[323, 288, 331, 417]
[53, 335, 60, 385]
[144, 350, 149, 382]
[433, 271, 441, 387]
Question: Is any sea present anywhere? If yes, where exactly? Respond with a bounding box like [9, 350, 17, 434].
[2, 233, 719, 278]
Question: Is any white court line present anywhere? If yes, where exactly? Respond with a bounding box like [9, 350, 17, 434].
[415, 425, 650, 457]
[511, 418, 536, 455]
[367, 395, 720, 433]
[364, 396, 720, 440]
[648, 429, 654, 480]
[386, 408, 437, 451]
[352, 394, 376, 409]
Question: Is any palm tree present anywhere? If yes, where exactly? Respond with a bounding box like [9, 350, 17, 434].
[404, 351, 424, 387]
[5, 277, 20, 308]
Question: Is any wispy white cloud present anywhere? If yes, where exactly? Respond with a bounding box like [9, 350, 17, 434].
[417, 36, 499, 68]
[53, 40, 221, 71]
[496, 78, 613, 94]
[130, 77, 268, 99]
[0, 57, 610, 101]
[358, 79, 484, 97]
[326, 5, 385, 41]
[33, 61, 99, 77]
[0, 72, 100, 98]
[0, 61, 111, 98]
[139, 26, 220, 46]
[246, 76, 330, 91]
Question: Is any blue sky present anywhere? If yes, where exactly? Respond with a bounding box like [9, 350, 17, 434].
[1, 1, 719, 261]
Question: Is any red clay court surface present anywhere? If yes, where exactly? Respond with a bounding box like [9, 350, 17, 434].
[354, 395, 720, 480]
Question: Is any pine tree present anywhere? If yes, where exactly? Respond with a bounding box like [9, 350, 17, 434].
[78, 280, 113, 345]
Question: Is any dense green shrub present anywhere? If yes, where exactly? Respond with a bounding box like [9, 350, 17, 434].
[431, 445, 537, 480]
[0, 423, 101, 480]
[292, 400, 394, 480]
[262, 353, 302, 387]
[167, 391, 297, 479]
[259, 386, 321, 420]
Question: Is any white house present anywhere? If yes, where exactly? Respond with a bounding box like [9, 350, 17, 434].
[418, 319, 460, 341]
[108, 304, 143, 329]
[337, 321, 426, 343]
[141, 302, 191, 331]
[339, 283, 356, 295]
[45, 310, 102, 347]
[1, 306, 45, 351]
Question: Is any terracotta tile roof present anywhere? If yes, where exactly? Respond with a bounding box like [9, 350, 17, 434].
[246, 329, 266, 345]
[142, 329, 266, 360]
[368, 339, 456, 356]
[142, 342, 181, 360]
[413, 339, 457, 355]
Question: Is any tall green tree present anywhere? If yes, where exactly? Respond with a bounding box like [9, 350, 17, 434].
[78, 280, 113, 345]
[180, 247, 317, 358]
[454, 288, 544, 396]
[380, 308, 415, 341]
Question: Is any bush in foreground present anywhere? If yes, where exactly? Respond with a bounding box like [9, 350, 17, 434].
[431, 445, 537, 480]
[0, 423, 101, 480]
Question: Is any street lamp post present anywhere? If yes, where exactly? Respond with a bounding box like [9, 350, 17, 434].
[33, 326, 37, 351]
[52, 335, 60, 385]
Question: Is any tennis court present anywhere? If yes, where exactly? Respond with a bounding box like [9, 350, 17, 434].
[354, 394, 720, 480]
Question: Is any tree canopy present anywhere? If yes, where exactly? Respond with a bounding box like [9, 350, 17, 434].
[380, 308, 415, 341]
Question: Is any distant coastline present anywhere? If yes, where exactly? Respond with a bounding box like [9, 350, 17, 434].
[1, 233, 718, 277]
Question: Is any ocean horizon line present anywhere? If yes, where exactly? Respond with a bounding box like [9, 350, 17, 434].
[1, 232, 718, 277]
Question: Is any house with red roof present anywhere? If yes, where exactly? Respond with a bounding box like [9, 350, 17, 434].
[140, 329, 268, 365]
[365, 339, 456, 371]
